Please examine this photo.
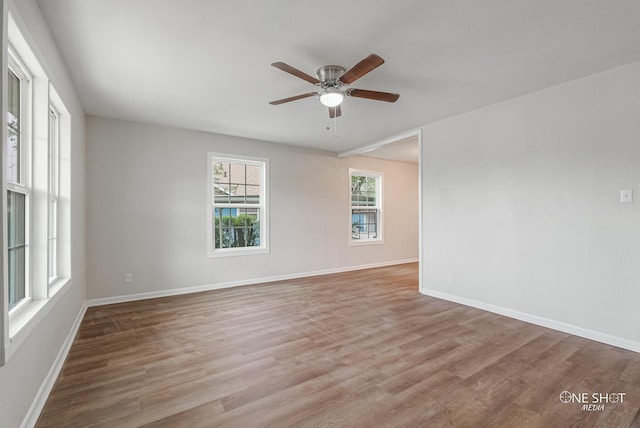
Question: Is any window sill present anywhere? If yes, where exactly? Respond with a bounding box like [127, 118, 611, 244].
[349, 239, 384, 247]
[208, 247, 270, 258]
[6, 277, 71, 361]
[49, 277, 70, 296]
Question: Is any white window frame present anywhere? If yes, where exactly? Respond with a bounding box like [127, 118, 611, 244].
[3, 14, 73, 360]
[207, 153, 269, 258]
[46, 84, 71, 298]
[6, 49, 33, 317]
[349, 169, 383, 246]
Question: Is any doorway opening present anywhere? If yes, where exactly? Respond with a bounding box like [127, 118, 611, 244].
[338, 129, 423, 291]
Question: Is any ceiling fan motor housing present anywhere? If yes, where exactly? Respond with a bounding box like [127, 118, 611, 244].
[316, 65, 346, 88]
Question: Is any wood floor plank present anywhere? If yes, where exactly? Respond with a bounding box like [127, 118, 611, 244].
[36, 263, 640, 427]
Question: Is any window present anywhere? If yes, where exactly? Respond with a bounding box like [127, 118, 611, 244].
[3, 14, 72, 354]
[350, 169, 383, 244]
[7, 60, 31, 312]
[48, 106, 59, 283]
[207, 153, 268, 257]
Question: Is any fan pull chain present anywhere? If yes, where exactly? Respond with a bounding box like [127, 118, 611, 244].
[334, 113, 338, 139]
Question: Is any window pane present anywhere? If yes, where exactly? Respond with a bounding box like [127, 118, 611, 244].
[228, 162, 246, 187]
[7, 70, 20, 184]
[49, 108, 59, 196]
[49, 198, 58, 280]
[48, 198, 57, 239]
[351, 175, 376, 207]
[245, 164, 261, 197]
[214, 184, 231, 204]
[8, 191, 26, 309]
[245, 184, 260, 204]
[214, 207, 260, 249]
[212, 160, 261, 205]
[48, 238, 56, 280]
[352, 208, 378, 240]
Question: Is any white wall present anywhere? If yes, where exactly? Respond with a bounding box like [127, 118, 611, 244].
[0, 0, 86, 427]
[421, 61, 640, 347]
[86, 116, 418, 300]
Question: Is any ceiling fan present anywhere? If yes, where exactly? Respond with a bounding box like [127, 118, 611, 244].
[269, 53, 399, 118]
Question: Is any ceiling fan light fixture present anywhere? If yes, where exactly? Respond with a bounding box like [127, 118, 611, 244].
[319, 89, 344, 107]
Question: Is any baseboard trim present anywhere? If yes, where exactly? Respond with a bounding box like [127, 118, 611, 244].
[420, 288, 640, 354]
[87, 258, 419, 308]
[21, 302, 88, 428]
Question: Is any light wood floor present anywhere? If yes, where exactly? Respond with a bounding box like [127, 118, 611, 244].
[37, 263, 640, 427]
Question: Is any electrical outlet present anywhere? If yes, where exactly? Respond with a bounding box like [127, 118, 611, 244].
[447, 273, 454, 285]
[124, 273, 133, 284]
[620, 189, 633, 203]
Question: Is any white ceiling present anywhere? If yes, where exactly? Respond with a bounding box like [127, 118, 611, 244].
[36, 0, 640, 153]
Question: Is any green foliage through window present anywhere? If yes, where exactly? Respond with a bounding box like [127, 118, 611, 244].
[214, 213, 260, 249]
[351, 175, 377, 206]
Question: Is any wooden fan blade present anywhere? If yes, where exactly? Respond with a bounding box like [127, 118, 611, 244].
[269, 92, 317, 105]
[338, 54, 385, 85]
[328, 105, 342, 118]
[271, 62, 320, 85]
[346, 88, 399, 103]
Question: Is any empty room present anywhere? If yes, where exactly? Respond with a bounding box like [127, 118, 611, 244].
[1, 1, 640, 427]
